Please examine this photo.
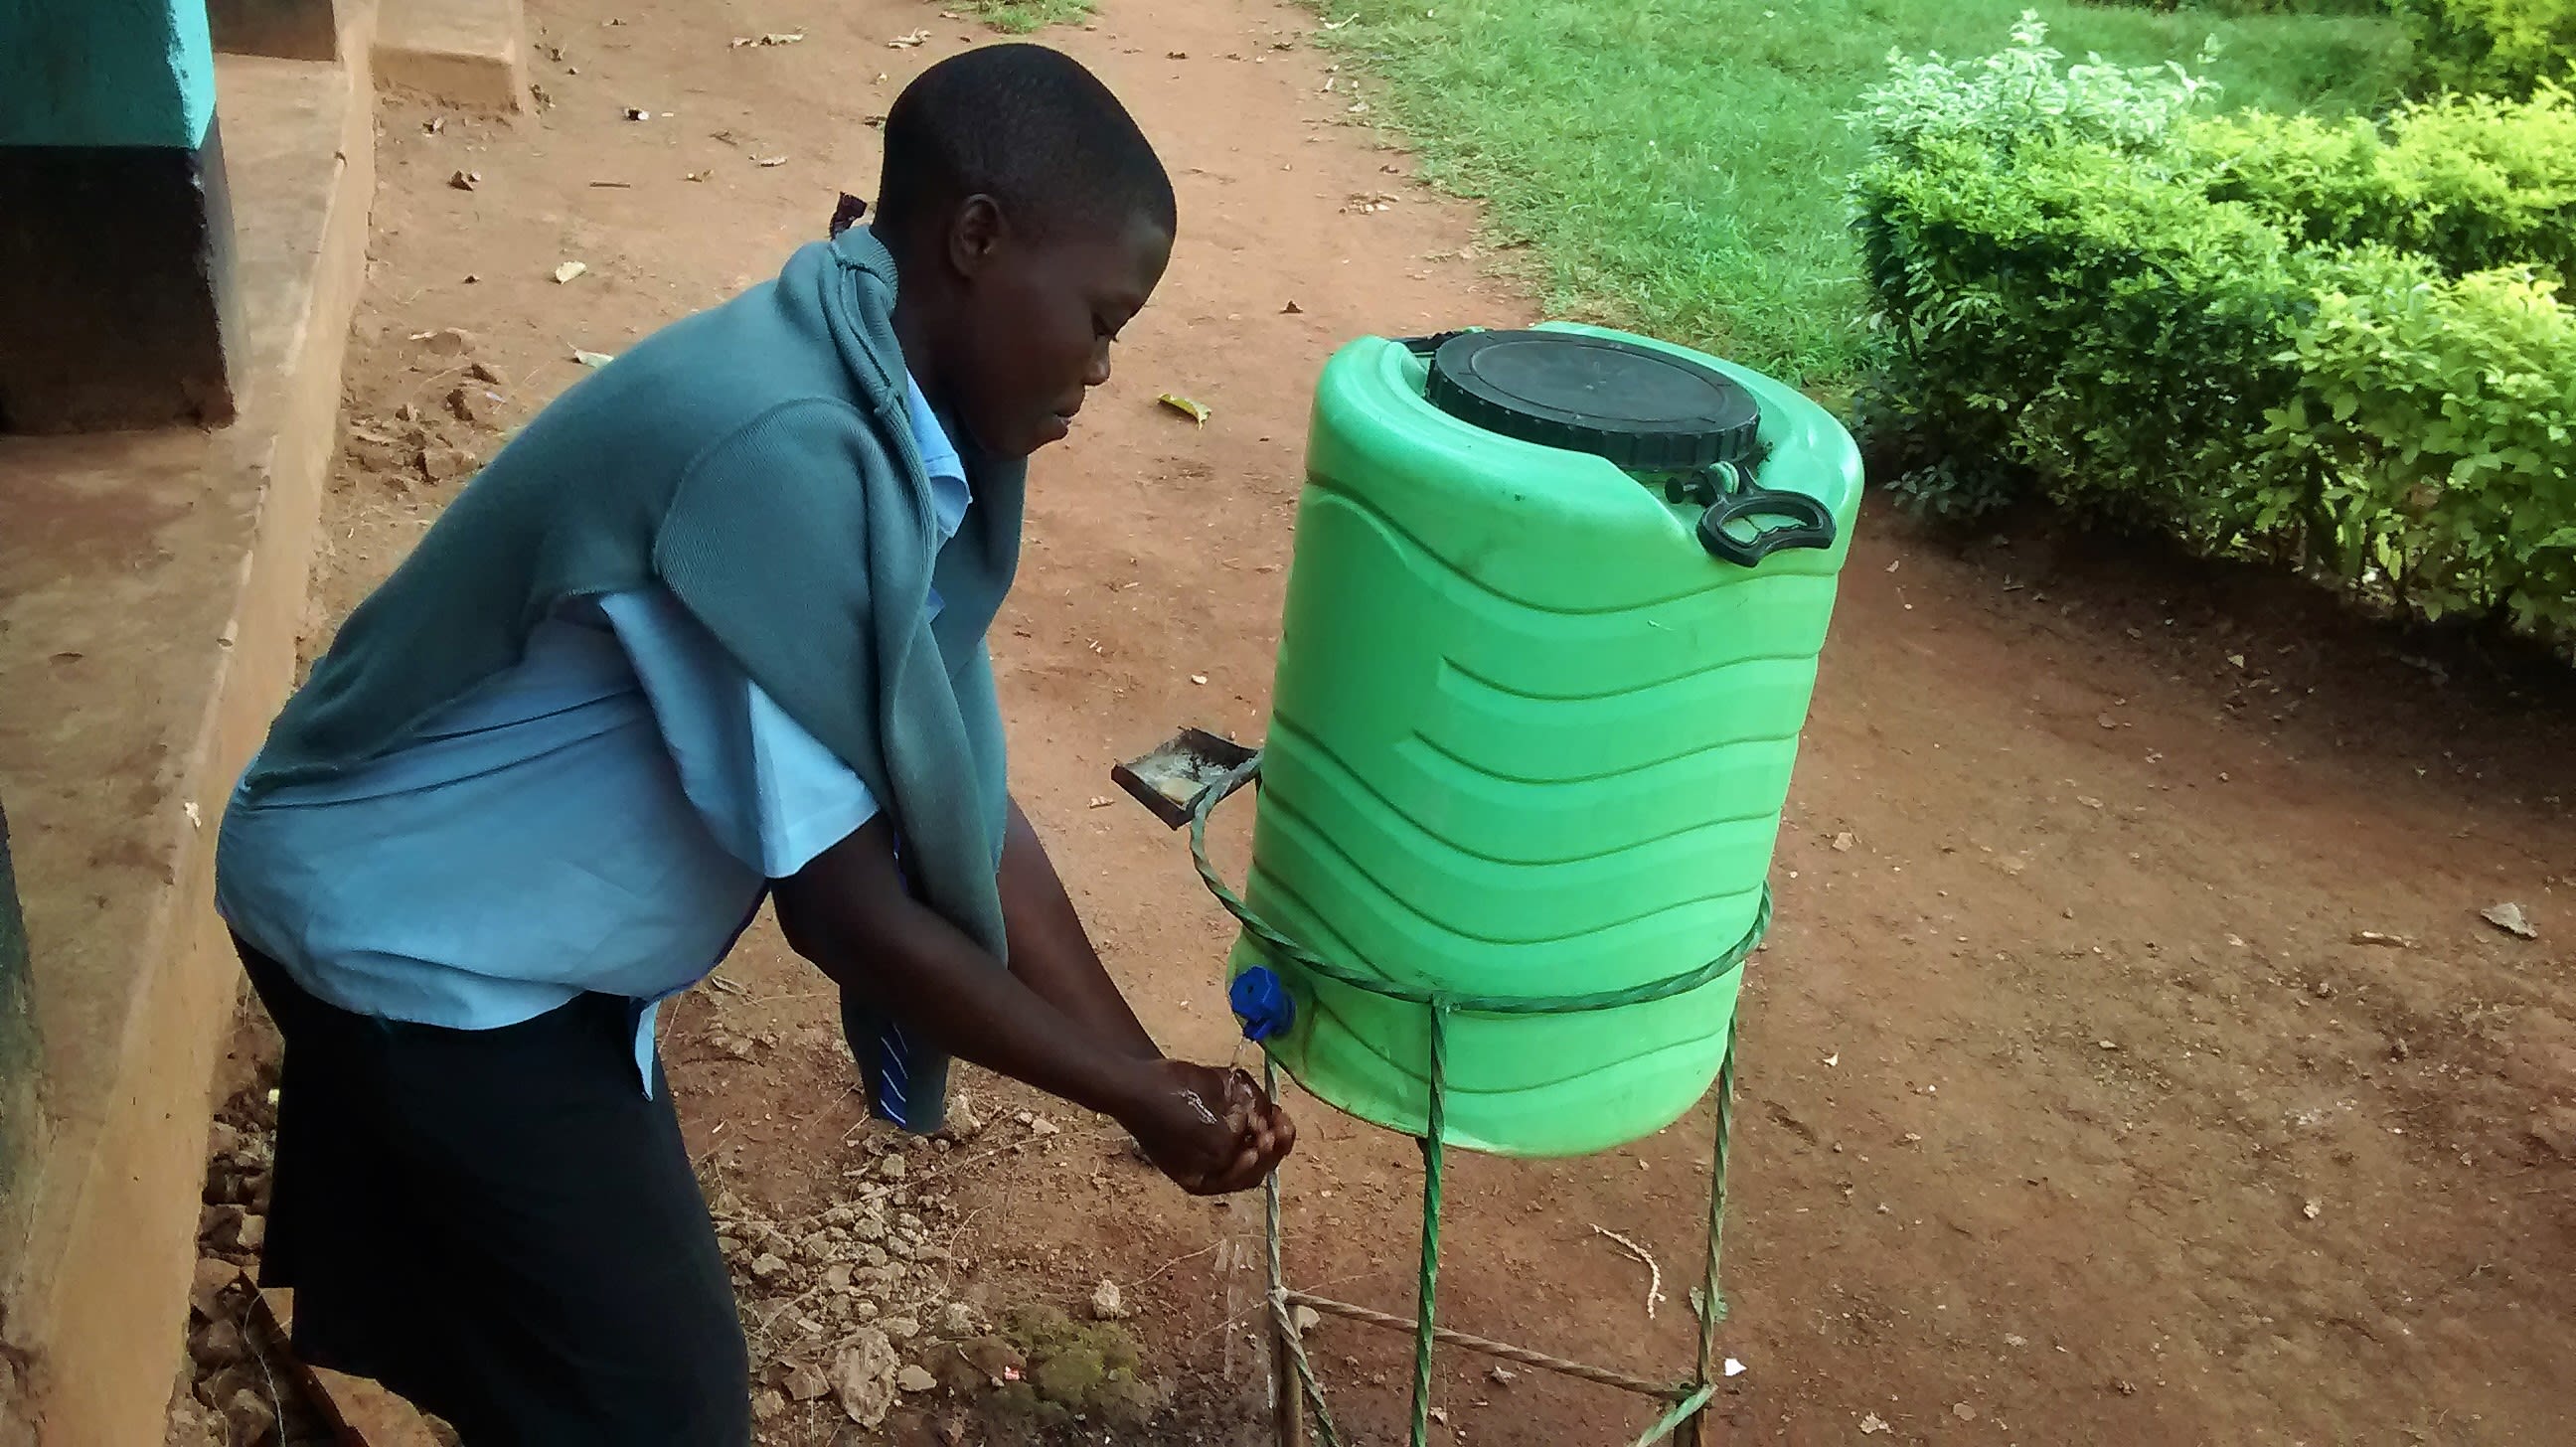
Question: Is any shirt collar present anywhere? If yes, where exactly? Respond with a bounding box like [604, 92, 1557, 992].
[902, 371, 966, 485]
[901, 370, 971, 540]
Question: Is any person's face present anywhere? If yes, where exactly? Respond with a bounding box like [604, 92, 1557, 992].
[937, 200, 1173, 460]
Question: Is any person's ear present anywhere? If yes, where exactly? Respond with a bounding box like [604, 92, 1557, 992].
[946, 194, 1008, 280]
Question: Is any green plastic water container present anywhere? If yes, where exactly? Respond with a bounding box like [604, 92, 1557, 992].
[1229, 324, 1861, 1157]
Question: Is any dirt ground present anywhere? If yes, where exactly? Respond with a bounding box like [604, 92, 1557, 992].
[209, 0, 2576, 1440]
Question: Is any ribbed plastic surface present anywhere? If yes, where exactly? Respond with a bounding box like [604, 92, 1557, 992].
[1230, 323, 1861, 1157]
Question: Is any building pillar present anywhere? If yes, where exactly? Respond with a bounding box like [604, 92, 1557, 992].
[0, 0, 239, 433]
[209, 0, 341, 63]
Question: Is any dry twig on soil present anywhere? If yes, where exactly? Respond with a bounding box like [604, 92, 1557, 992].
[1590, 1224, 1665, 1319]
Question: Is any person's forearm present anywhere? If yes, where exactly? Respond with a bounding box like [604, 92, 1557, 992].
[777, 822, 1293, 1195]
[778, 839, 1153, 1120]
[807, 909, 1146, 1119]
[1000, 797, 1162, 1059]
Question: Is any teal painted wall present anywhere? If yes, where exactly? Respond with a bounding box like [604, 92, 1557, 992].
[0, 0, 218, 149]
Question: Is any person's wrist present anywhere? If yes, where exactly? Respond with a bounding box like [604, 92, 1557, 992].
[1089, 1050, 1162, 1126]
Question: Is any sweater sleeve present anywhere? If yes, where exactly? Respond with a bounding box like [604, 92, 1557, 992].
[947, 638, 1012, 867]
[650, 397, 938, 808]
[653, 391, 1011, 957]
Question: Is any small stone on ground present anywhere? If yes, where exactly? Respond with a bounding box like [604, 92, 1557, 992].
[1090, 1278, 1129, 1321]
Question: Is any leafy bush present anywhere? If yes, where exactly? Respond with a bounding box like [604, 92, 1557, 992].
[2263, 259, 2576, 629]
[1850, 12, 2221, 166]
[1851, 19, 2576, 638]
[2188, 85, 2576, 280]
[1851, 19, 2282, 532]
[2393, 0, 2576, 97]
[1853, 134, 2309, 536]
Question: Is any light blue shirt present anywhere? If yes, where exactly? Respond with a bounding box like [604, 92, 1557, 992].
[216, 378, 970, 1090]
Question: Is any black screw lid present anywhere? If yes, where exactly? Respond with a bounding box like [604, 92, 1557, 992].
[1422, 330, 1762, 472]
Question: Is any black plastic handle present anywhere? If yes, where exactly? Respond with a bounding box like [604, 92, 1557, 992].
[1695, 479, 1838, 566]
[1395, 328, 1480, 357]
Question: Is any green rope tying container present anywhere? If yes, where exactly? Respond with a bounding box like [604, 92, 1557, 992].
[1192, 763, 1752, 1447]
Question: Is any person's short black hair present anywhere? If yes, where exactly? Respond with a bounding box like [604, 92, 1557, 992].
[876, 44, 1176, 246]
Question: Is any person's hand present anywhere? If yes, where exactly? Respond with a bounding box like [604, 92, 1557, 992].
[1116, 1059, 1296, 1196]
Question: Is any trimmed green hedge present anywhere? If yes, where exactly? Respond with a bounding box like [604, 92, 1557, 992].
[1851, 20, 2576, 638]
[2189, 90, 2576, 278]
[2269, 258, 2576, 623]
[2394, 0, 2576, 97]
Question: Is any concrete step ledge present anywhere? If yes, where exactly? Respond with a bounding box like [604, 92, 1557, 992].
[374, 0, 530, 112]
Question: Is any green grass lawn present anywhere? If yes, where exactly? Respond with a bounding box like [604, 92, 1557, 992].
[1314, 0, 2415, 385]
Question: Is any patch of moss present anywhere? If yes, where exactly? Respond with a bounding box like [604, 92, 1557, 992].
[997, 1302, 1159, 1428]
[984, 1380, 1072, 1432]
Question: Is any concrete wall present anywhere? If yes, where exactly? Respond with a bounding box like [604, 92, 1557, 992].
[0, 0, 218, 148]
[0, 15, 375, 1441]
[0, 0, 526, 1428]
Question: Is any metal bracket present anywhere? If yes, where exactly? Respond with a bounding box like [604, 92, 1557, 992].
[1110, 726, 1260, 830]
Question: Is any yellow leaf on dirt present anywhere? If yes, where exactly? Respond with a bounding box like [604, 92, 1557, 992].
[1158, 394, 1211, 427]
